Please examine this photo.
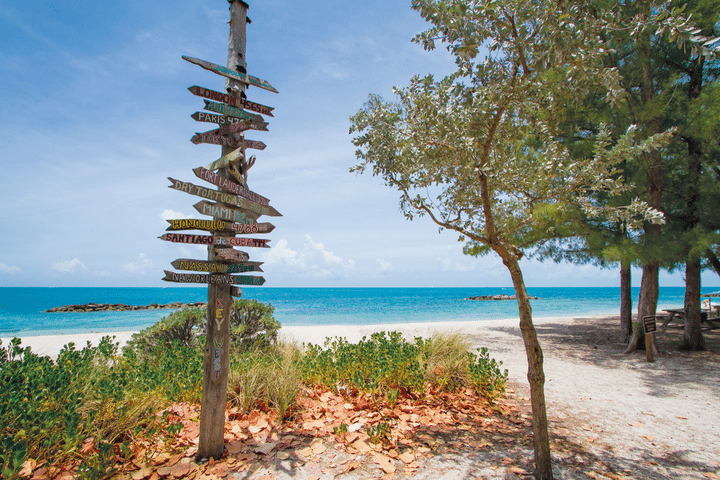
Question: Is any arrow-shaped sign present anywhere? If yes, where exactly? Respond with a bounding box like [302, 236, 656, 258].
[166, 218, 274, 234]
[214, 248, 249, 263]
[203, 100, 264, 125]
[163, 270, 265, 285]
[191, 112, 269, 131]
[188, 85, 274, 116]
[204, 148, 244, 171]
[191, 130, 242, 147]
[168, 178, 281, 217]
[194, 200, 260, 224]
[193, 166, 270, 205]
[182, 55, 279, 94]
[159, 233, 270, 248]
[171, 258, 263, 274]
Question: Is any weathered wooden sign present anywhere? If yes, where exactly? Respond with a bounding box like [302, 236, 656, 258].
[159, 233, 270, 248]
[168, 178, 281, 217]
[203, 100, 264, 125]
[166, 218, 275, 234]
[171, 258, 263, 273]
[188, 85, 274, 117]
[182, 55, 279, 94]
[194, 200, 260, 224]
[163, 270, 266, 285]
[191, 130, 242, 148]
[191, 111, 241, 126]
[204, 148, 244, 171]
[214, 248, 249, 263]
[193, 166, 270, 205]
[243, 139, 266, 150]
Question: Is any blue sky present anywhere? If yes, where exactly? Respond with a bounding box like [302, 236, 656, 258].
[0, 0, 715, 289]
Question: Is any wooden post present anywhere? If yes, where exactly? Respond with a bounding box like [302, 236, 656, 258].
[642, 315, 656, 363]
[196, 0, 249, 461]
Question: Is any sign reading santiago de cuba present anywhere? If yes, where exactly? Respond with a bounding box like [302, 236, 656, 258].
[159, 233, 270, 248]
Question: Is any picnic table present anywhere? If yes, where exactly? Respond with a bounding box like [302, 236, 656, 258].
[660, 308, 720, 330]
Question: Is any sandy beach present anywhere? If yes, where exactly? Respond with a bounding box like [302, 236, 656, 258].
[4, 315, 720, 479]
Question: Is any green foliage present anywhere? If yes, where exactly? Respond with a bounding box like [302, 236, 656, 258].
[125, 307, 205, 355]
[125, 299, 280, 358]
[0, 336, 203, 479]
[468, 347, 509, 401]
[226, 299, 280, 351]
[301, 331, 506, 401]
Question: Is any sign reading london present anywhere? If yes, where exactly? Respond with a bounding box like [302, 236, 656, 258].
[188, 85, 274, 116]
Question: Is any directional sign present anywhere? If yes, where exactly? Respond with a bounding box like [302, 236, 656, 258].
[182, 55, 279, 94]
[191, 130, 242, 148]
[163, 270, 266, 285]
[214, 248, 249, 263]
[188, 85, 274, 116]
[204, 147, 244, 171]
[191, 112, 269, 131]
[166, 218, 275, 234]
[193, 166, 270, 205]
[159, 233, 270, 248]
[168, 178, 281, 217]
[165, 218, 230, 232]
[203, 100, 264, 125]
[217, 121, 269, 135]
[171, 258, 263, 274]
[194, 200, 260, 224]
[243, 139, 266, 150]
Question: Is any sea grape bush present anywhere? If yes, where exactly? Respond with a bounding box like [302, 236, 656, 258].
[0, 336, 203, 479]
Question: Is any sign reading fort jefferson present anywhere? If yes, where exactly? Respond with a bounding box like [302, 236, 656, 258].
[158, 0, 280, 461]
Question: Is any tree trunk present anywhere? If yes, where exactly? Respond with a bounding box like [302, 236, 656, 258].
[498, 250, 553, 480]
[620, 260, 632, 341]
[683, 254, 706, 351]
[625, 263, 659, 354]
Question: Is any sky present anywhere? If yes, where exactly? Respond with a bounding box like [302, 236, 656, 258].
[0, 0, 716, 289]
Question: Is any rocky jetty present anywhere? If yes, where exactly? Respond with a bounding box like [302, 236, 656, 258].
[465, 294, 539, 301]
[46, 302, 207, 313]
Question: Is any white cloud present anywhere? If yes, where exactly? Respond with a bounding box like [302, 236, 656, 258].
[263, 235, 358, 279]
[377, 259, 393, 273]
[50, 258, 87, 274]
[122, 253, 154, 276]
[0, 263, 21, 274]
[160, 209, 191, 223]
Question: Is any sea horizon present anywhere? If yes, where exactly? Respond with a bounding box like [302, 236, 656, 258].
[2, 286, 719, 338]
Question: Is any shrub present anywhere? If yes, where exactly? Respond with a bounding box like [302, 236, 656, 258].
[226, 299, 280, 351]
[124, 307, 205, 355]
[468, 347, 509, 401]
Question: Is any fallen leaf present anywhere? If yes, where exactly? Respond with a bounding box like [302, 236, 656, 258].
[171, 463, 191, 478]
[399, 451, 415, 464]
[702, 473, 720, 479]
[372, 453, 396, 474]
[131, 467, 154, 480]
[675, 415, 689, 420]
[509, 466, 529, 475]
[342, 461, 360, 473]
[19, 459, 35, 478]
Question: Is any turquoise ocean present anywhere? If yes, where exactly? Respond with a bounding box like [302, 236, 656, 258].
[2, 286, 718, 337]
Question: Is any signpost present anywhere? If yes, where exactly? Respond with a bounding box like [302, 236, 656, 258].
[642, 315, 657, 363]
[159, 0, 279, 461]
